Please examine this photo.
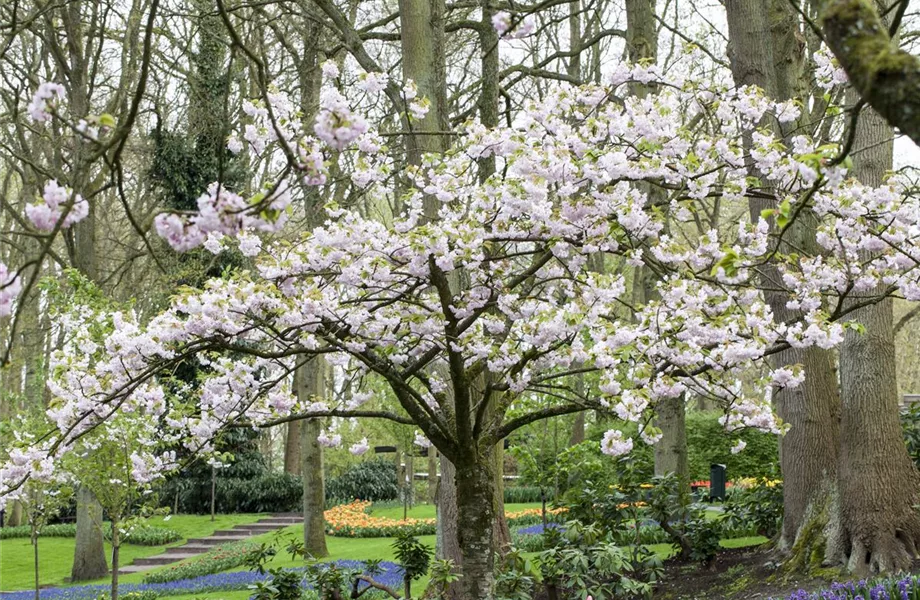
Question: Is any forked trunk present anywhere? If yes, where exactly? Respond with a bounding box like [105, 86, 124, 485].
[455, 458, 496, 600]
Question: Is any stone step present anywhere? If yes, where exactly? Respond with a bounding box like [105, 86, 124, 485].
[213, 529, 251, 536]
[233, 524, 283, 532]
[271, 512, 301, 518]
[186, 535, 249, 545]
[118, 565, 151, 575]
[164, 545, 211, 555]
[131, 555, 186, 566]
[257, 518, 301, 525]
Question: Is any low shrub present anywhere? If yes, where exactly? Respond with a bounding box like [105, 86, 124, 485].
[504, 486, 544, 504]
[0, 523, 182, 545]
[326, 458, 399, 504]
[142, 541, 261, 583]
[721, 478, 783, 538]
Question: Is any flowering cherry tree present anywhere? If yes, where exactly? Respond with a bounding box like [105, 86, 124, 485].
[4, 58, 920, 598]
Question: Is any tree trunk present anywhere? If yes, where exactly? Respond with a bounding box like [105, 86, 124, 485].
[284, 421, 302, 476]
[110, 520, 120, 600]
[833, 67, 920, 573]
[455, 457, 496, 600]
[427, 448, 438, 504]
[492, 444, 511, 551]
[724, 0, 841, 550]
[653, 395, 688, 486]
[298, 357, 328, 558]
[71, 486, 108, 581]
[625, 0, 691, 492]
[8, 500, 23, 527]
[32, 525, 39, 600]
[435, 455, 462, 564]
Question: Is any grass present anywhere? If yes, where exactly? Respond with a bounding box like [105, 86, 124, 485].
[0, 513, 267, 591]
[1, 509, 769, 598]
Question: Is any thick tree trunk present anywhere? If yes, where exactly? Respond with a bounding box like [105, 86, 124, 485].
[455, 457, 496, 600]
[725, 0, 841, 550]
[492, 445, 511, 551]
[297, 358, 328, 558]
[71, 486, 108, 581]
[435, 455, 462, 562]
[833, 76, 920, 574]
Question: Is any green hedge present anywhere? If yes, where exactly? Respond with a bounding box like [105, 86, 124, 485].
[0, 523, 182, 545]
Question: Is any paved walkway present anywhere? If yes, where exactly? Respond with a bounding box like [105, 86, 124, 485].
[117, 513, 301, 575]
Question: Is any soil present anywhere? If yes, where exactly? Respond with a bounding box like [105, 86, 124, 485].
[531, 544, 920, 599]
[654, 546, 800, 599]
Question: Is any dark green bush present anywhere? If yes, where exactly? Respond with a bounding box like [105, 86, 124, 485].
[721, 479, 783, 538]
[173, 471, 303, 514]
[686, 411, 779, 480]
[325, 458, 398, 503]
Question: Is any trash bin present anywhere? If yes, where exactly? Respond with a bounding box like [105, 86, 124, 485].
[710, 463, 727, 501]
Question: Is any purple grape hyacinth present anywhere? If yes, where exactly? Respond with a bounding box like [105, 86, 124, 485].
[0, 561, 404, 600]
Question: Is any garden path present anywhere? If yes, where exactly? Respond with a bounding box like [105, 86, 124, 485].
[117, 513, 302, 575]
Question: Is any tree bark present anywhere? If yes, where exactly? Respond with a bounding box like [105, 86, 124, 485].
[653, 396, 688, 485]
[284, 421, 302, 476]
[725, 0, 841, 550]
[110, 519, 120, 600]
[71, 486, 108, 581]
[820, 0, 920, 146]
[455, 457, 496, 600]
[833, 63, 920, 573]
[298, 358, 328, 558]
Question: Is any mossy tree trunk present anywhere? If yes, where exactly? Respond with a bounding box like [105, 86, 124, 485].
[832, 58, 920, 572]
[725, 0, 841, 551]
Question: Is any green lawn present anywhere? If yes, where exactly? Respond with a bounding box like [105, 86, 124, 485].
[0, 513, 267, 591]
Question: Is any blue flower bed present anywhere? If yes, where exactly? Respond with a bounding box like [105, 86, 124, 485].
[516, 522, 564, 536]
[0, 561, 403, 600]
[776, 574, 920, 600]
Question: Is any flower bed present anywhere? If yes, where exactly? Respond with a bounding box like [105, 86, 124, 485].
[776, 574, 920, 599]
[324, 500, 567, 538]
[142, 541, 259, 583]
[0, 561, 404, 600]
